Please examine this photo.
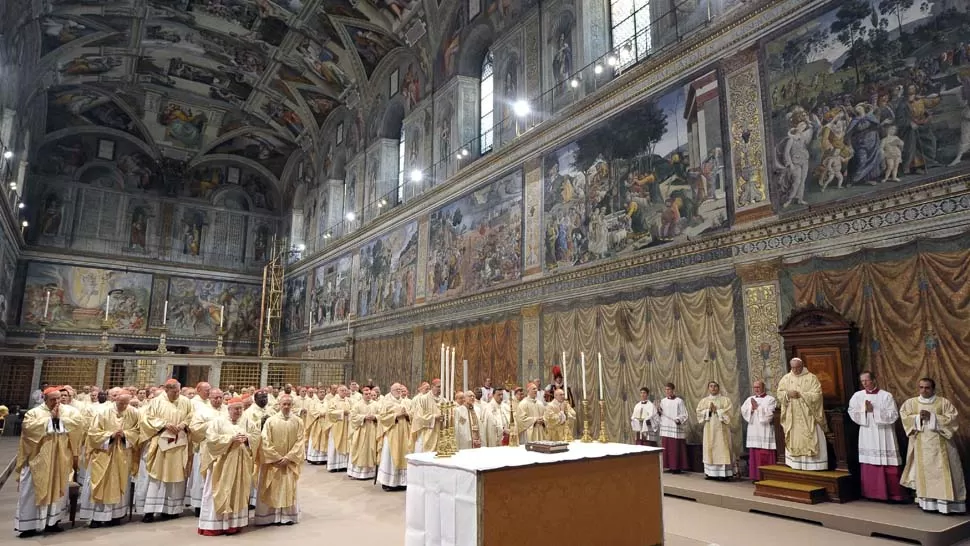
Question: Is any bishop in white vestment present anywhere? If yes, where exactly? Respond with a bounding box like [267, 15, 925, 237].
[847, 372, 905, 502]
[740, 381, 776, 480]
[630, 387, 658, 447]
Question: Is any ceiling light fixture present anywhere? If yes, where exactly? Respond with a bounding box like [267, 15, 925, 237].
[461, 149, 469, 157]
[570, 78, 579, 88]
[410, 169, 423, 182]
[513, 100, 531, 117]
[18, 202, 24, 209]
[606, 55, 618, 67]
[345, 211, 356, 221]
[594, 64, 603, 75]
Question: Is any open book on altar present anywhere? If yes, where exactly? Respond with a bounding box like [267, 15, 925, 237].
[158, 430, 188, 451]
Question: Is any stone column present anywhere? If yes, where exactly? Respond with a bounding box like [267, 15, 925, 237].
[723, 48, 775, 224]
[737, 260, 785, 393]
[95, 358, 108, 388]
[259, 360, 269, 387]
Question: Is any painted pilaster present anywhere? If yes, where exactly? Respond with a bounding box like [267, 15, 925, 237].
[411, 326, 424, 389]
[31, 357, 43, 394]
[523, 157, 543, 278]
[209, 360, 222, 387]
[415, 216, 430, 304]
[259, 360, 269, 387]
[737, 260, 785, 393]
[95, 358, 107, 388]
[520, 305, 540, 383]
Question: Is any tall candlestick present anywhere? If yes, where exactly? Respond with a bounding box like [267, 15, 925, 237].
[598, 352, 604, 400]
[220, 305, 225, 328]
[581, 352, 587, 400]
[463, 359, 468, 392]
[562, 351, 568, 400]
[105, 293, 111, 320]
[162, 300, 168, 325]
[44, 291, 51, 320]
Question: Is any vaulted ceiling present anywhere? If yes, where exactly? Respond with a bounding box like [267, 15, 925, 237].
[23, 0, 436, 187]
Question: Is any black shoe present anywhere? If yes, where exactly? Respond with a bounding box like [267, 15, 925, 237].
[107, 518, 122, 527]
[44, 525, 64, 533]
[159, 513, 180, 521]
[282, 521, 295, 526]
[248, 505, 256, 510]
[17, 530, 39, 539]
[142, 514, 155, 523]
[89, 521, 104, 529]
[194, 508, 201, 517]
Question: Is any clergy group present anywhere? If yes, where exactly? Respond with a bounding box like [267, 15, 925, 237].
[13, 360, 965, 539]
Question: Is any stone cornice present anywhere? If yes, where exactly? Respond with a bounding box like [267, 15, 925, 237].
[21, 249, 265, 283]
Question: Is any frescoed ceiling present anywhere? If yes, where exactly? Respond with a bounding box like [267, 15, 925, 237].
[27, 0, 428, 178]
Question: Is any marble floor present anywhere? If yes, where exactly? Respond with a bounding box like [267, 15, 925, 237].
[0, 438, 938, 545]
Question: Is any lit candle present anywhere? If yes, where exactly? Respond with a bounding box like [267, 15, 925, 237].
[162, 300, 168, 325]
[598, 352, 604, 401]
[44, 291, 50, 320]
[562, 351, 568, 400]
[463, 359, 468, 392]
[219, 305, 225, 328]
[581, 351, 587, 400]
[105, 293, 111, 320]
[307, 307, 312, 335]
[451, 347, 456, 400]
[440, 344, 445, 393]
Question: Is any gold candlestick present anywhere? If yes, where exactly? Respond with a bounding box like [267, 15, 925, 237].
[567, 400, 577, 442]
[156, 325, 170, 354]
[435, 400, 458, 458]
[507, 399, 519, 447]
[580, 399, 593, 443]
[214, 327, 226, 356]
[36, 320, 50, 350]
[99, 319, 111, 352]
[597, 400, 609, 443]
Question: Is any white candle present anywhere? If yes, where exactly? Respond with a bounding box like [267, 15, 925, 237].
[562, 351, 568, 400]
[450, 347, 456, 401]
[105, 293, 111, 320]
[346, 319, 351, 335]
[44, 291, 50, 319]
[220, 305, 224, 328]
[581, 352, 587, 400]
[463, 359, 468, 392]
[440, 344, 445, 392]
[598, 352, 604, 401]
[162, 301, 168, 325]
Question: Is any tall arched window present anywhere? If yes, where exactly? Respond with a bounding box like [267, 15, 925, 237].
[611, 0, 651, 68]
[480, 51, 495, 154]
[398, 126, 406, 204]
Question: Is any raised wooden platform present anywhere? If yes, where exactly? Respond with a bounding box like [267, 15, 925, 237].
[758, 464, 858, 503]
[663, 473, 970, 546]
[755, 479, 826, 504]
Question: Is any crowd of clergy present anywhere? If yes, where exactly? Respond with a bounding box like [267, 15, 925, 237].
[12, 358, 965, 538]
[640, 358, 965, 515]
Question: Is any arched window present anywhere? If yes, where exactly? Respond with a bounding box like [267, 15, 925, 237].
[611, 0, 651, 68]
[398, 126, 406, 204]
[480, 51, 495, 154]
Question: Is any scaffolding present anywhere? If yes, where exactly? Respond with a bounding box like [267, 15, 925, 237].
[258, 236, 287, 357]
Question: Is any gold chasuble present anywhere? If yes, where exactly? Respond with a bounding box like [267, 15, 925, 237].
[516, 397, 547, 442]
[542, 400, 576, 442]
[17, 404, 84, 506]
[328, 396, 353, 455]
[696, 395, 735, 469]
[202, 415, 260, 516]
[141, 394, 194, 483]
[86, 405, 140, 506]
[900, 396, 967, 512]
[256, 413, 305, 509]
[777, 370, 825, 458]
[306, 398, 333, 449]
[409, 392, 443, 453]
[349, 399, 380, 472]
[380, 396, 411, 471]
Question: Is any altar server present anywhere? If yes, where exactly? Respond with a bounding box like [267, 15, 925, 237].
[327, 386, 353, 471]
[848, 372, 905, 502]
[188, 389, 227, 513]
[197, 397, 260, 536]
[348, 388, 380, 479]
[777, 358, 828, 471]
[543, 389, 576, 442]
[255, 394, 305, 525]
[140, 379, 194, 522]
[900, 378, 966, 514]
[80, 392, 139, 528]
[377, 383, 411, 490]
[410, 379, 444, 453]
[14, 387, 85, 538]
[740, 380, 776, 480]
[631, 387, 659, 447]
[658, 383, 690, 472]
[697, 381, 735, 479]
[516, 383, 547, 443]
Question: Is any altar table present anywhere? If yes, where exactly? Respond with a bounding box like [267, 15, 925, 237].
[405, 443, 664, 546]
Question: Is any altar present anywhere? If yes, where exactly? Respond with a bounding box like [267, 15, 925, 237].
[405, 443, 664, 546]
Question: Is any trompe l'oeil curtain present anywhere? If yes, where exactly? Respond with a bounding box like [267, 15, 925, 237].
[423, 319, 521, 394]
[789, 246, 970, 477]
[542, 284, 740, 448]
[354, 333, 414, 391]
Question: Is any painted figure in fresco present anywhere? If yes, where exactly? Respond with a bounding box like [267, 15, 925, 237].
[181, 213, 205, 256]
[735, 128, 763, 206]
[254, 226, 269, 261]
[552, 32, 572, 84]
[159, 103, 206, 148]
[129, 206, 148, 250]
[943, 73, 970, 166]
[778, 108, 819, 208]
[896, 85, 941, 174]
[382, 0, 414, 20]
[881, 126, 904, 183]
[846, 104, 884, 186]
[60, 55, 121, 75]
[402, 64, 421, 111]
[40, 195, 63, 237]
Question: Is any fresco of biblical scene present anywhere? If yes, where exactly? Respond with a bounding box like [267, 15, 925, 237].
[47, 87, 138, 133]
[57, 53, 126, 80]
[297, 88, 339, 128]
[41, 16, 101, 56]
[157, 102, 208, 149]
[764, 1, 970, 211]
[293, 37, 354, 96]
[282, 273, 307, 335]
[210, 133, 292, 177]
[310, 255, 353, 327]
[542, 70, 728, 271]
[166, 277, 261, 339]
[315, 0, 367, 20]
[21, 263, 152, 332]
[428, 171, 523, 300]
[344, 24, 400, 78]
[136, 55, 254, 106]
[357, 222, 418, 318]
[260, 97, 306, 137]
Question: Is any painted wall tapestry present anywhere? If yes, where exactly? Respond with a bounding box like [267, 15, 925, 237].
[543, 70, 728, 271]
[357, 221, 419, 317]
[166, 277, 260, 339]
[22, 262, 152, 332]
[764, 2, 970, 211]
[428, 170, 523, 300]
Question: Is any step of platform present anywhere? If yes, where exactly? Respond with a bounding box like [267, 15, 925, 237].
[758, 464, 858, 503]
[754, 479, 827, 504]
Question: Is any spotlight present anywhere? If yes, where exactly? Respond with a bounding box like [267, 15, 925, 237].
[512, 100, 531, 117]
[570, 78, 579, 88]
[410, 169, 423, 182]
[17, 202, 24, 209]
[461, 149, 469, 157]
[607, 55, 618, 67]
[345, 211, 356, 221]
[8, 182, 16, 190]
[377, 201, 383, 208]
[296, 243, 306, 252]
[2, 150, 12, 160]
[594, 64, 603, 75]
[21, 220, 28, 228]
[456, 153, 463, 160]
[324, 232, 332, 239]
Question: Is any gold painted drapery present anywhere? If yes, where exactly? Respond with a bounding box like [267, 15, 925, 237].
[542, 283, 741, 449]
[788, 241, 970, 483]
[354, 333, 414, 390]
[423, 319, 521, 393]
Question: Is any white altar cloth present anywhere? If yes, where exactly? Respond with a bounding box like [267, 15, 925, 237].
[404, 443, 661, 546]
